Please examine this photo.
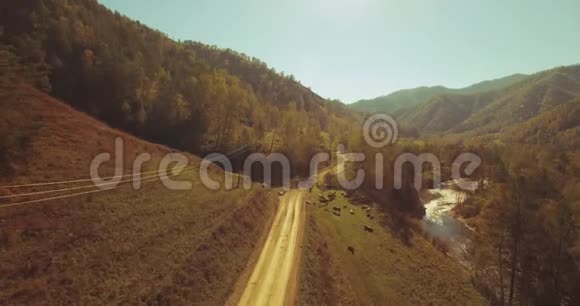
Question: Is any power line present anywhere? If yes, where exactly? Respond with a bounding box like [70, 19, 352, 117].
[0, 130, 276, 208]
[0, 130, 274, 189]
[0, 172, 175, 209]
[0, 142, 259, 200]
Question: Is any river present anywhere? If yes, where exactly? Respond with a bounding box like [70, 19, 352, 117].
[422, 179, 479, 266]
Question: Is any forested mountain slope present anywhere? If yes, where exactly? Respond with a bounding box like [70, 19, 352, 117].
[350, 74, 528, 114]
[0, 0, 357, 170]
[397, 65, 580, 148]
[350, 86, 451, 114]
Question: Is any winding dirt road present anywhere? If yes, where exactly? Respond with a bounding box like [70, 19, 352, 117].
[237, 190, 306, 306]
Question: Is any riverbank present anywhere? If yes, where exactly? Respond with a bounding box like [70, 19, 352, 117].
[421, 179, 480, 268]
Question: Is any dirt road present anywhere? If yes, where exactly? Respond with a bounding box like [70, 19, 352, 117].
[237, 190, 305, 306]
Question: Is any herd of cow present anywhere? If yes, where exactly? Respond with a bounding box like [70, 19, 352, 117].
[306, 190, 376, 234]
[279, 189, 376, 258]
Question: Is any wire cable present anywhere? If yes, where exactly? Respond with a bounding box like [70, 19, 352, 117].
[0, 130, 274, 189]
[0, 130, 276, 208]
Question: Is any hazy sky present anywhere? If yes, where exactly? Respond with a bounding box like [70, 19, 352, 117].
[98, 0, 580, 103]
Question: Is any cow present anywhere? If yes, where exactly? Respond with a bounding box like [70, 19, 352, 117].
[364, 225, 374, 233]
[347, 246, 355, 255]
[328, 193, 337, 201]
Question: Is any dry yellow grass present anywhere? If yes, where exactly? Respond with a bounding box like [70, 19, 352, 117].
[0, 86, 277, 305]
[299, 187, 487, 306]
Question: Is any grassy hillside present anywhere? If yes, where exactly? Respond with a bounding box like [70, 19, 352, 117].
[0, 86, 277, 305]
[299, 188, 486, 305]
[350, 74, 528, 114]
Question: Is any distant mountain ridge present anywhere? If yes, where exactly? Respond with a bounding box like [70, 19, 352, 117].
[459, 73, 529, 94]
[349, 73, 530, 114]
[398, 65, 580, 148]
